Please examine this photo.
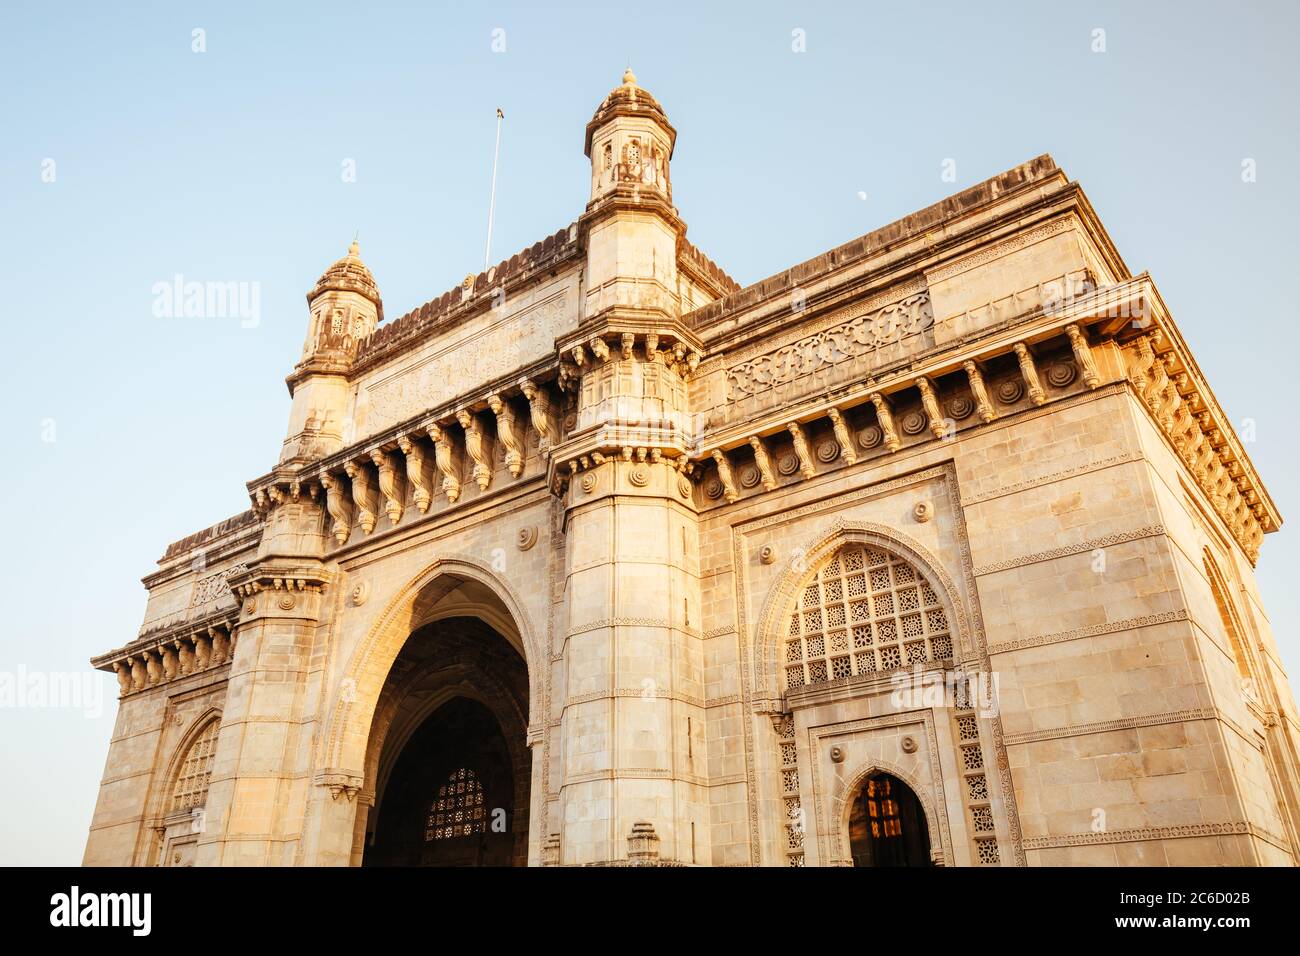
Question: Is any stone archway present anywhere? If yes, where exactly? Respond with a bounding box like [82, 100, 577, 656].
[361, 617, 529, 867]
[309, 557, 542, 867]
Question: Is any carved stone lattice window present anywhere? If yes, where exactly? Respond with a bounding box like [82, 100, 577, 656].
[425, 767, 486, 841]
[628, 140, 641, 166]
[785, 545, 953, 689]
[170, 719, 220, 813]
[776, 716, 804, 866]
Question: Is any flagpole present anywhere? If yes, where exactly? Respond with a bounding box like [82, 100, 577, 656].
[484, 107, 504, 272]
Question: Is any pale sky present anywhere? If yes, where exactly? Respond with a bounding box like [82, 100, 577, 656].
[1, 0, 1297, 865]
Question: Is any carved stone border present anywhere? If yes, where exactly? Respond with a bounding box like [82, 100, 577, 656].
[925, 218, 1072, 284]
[987, 609, 1189, 654]
[1022, 820, 1290, 854]
[1003, 707, 1216, 746]
[972, 525, 1166, 577]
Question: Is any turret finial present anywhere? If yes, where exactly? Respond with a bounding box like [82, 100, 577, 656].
[622, 66, 637, 87]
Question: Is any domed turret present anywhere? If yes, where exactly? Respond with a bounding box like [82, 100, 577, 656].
[300, 240, 383, 366]
[585, 68, 676, 205]
[281, 240, 383, 464]
[308, 240, 382, 312]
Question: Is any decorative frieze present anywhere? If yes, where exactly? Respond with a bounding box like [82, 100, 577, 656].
[725, 291, 933, 399]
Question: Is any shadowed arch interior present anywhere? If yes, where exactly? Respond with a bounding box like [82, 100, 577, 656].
[848, 770, 932, 867]
[361, 615, 530, 867]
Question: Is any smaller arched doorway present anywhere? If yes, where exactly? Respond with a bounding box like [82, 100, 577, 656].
[848, 771, 932, 867]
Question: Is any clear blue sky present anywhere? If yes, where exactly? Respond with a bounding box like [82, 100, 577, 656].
[1, 1, 1296, 865]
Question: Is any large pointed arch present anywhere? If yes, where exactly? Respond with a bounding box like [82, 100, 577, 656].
[318, 553, 542, 784]
[751, 519, 972, 714]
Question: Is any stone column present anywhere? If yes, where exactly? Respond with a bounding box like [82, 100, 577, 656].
[558, 455, 706, 865]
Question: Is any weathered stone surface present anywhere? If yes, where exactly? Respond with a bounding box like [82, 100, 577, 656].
[83, 72, 1298, 869]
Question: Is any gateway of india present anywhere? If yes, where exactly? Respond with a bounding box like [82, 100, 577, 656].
[85, 70, 1300, 867]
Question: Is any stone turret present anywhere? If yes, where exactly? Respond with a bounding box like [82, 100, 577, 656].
[580, 68, 684, 329]
[281, 241, 382, 463]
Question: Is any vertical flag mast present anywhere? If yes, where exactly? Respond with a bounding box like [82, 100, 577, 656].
[484, 107, 504, 272]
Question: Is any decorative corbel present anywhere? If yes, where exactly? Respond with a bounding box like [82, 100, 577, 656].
[621, 333, 635, 361]
[962, 361, 996, 424]
[571, 344, 588, 370]
[711, 450, 739, 503]
[174, 638, 194, 677]
[319, 471, 352, 545]
[144, 649, 162, 686]
[160, 643, 178, 680]
[748, 436, 778, 490]
[671, 342, 688, 376]
[827, 408, 858, 464]
[869, 392, 902, 452]
[1066, 324, 1101, 388]
[425, 423, 462, 504]
[457, 409, 493, 491]
[370, 448, 403, 526]
[589, 337, 610, 363]
[210, 626, 230, 666]
[645, 333, 663, 363]
[488, 394, 525, 478]
[397, 434, 433, 514]
[915, 377, 948, 439]
[128, 656, 146, 692]
[787, 422, 817, 479]
[521, 379, 558, 451]
[1013, 342, 1046, 406]
[1128, 334, 1155, 401]
[193, 632, 212, 670]
[343, 459, 378, 534]
[112, 661, 131, 697]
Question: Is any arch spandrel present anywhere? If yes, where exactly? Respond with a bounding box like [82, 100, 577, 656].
[751, 520, 973, 714]
[318, 553, 542, 780]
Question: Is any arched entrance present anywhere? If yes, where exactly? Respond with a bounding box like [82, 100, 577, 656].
[361, 614, 530, 867]
[848, 771, 932, 867]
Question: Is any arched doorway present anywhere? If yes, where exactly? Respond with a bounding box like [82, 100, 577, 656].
[848, 771, 932, 867]
[361, 614, 530, 867]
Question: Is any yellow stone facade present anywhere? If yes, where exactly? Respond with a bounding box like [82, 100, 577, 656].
[84, 72, 1300, 867]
